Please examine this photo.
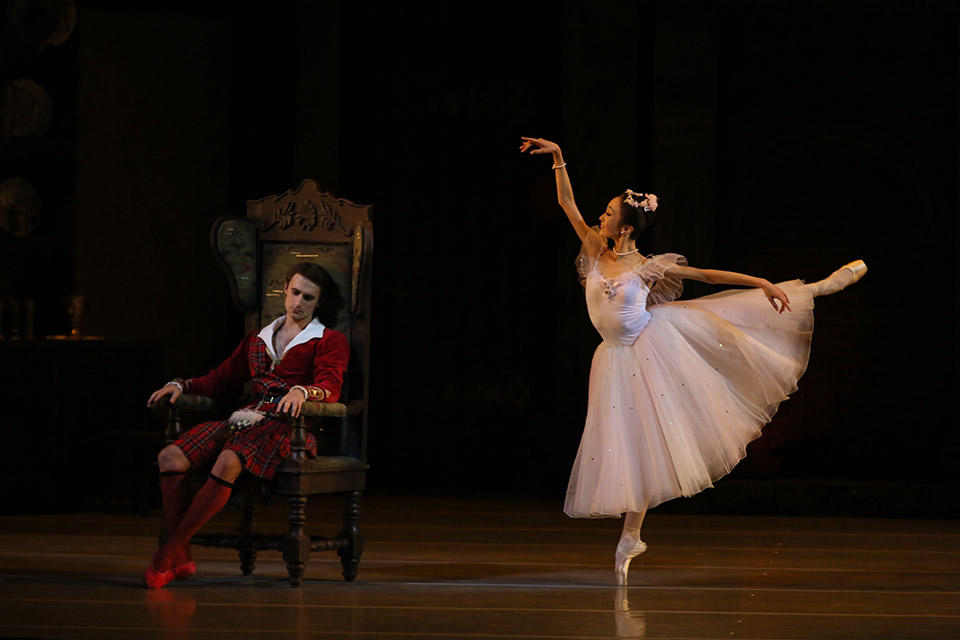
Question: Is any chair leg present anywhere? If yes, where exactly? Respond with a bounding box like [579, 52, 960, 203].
[337, 490, 364, 582]
[239, 500, 257, 576]
[283, 495, 310, 587]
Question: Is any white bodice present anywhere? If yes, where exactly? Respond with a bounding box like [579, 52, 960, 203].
[585, 271, 653, 345]
[576, 229, 686, 345]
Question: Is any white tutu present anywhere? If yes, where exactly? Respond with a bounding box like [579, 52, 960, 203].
[564, 230, 814, 518]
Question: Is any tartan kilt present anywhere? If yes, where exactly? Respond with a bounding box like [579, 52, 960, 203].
[174, 416, 318, 480]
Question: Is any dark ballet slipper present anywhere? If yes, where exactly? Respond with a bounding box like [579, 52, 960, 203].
[146, 542, 193, 585]
[143, 564, 175, 589]
[172, 560, 197, 580]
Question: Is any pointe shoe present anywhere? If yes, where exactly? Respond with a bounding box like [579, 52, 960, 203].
[842, 259, 868, 282]
[614, 535, 648, 586]
[808, 259, 867, 297]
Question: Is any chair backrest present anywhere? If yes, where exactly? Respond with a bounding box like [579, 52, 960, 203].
[210, 179, 373, 459]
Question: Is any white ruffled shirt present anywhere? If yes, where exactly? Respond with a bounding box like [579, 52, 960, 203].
[257, 316, 326, 363]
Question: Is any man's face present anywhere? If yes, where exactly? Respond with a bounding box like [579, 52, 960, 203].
[284, 273, 321, 323]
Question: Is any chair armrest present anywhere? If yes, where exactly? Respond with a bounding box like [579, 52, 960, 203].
[299, 400, 363, 419]
[175, 394, 221, 411]
[147, 394, 221, 418]
[300, 402, 348, 418]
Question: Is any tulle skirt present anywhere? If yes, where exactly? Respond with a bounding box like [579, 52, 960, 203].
[564, 280, 815, 518]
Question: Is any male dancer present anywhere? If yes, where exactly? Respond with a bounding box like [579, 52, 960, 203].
[144, 262, 349, 588]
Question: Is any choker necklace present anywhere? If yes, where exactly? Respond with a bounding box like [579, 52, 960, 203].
[614, 248, 639, 256]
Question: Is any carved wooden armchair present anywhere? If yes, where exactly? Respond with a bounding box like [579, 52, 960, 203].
[161, 180, 372, 585]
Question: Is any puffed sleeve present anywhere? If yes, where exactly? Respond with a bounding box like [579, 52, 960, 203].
[575, 226, 607, 284]
[300, 330, 350, 403]
[183, 331, 256, 398]
[635, 253, 687, 305]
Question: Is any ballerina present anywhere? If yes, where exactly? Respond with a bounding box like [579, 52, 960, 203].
[519, 136, 866, 585]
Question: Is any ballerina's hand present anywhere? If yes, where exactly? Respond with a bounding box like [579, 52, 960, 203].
[519, 136, 560, 155]
[763, 283, 791, 314]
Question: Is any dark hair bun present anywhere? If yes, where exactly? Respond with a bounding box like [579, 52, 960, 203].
[620, 192, 656, 238]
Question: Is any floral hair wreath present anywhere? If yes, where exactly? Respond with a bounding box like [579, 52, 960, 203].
[623, 189, 657, 212]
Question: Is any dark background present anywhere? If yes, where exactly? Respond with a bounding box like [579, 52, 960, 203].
[1, 0, 957, 516]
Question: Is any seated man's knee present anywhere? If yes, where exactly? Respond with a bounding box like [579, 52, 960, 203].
[158, 445, 189, 472]
[213, 450, 243, 480]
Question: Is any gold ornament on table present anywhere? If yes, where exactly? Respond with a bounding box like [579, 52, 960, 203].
[69, 294, 85, 338]
[47, 294, 103, 341]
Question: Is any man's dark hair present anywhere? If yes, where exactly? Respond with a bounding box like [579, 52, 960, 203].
[285, 262, 345, 328]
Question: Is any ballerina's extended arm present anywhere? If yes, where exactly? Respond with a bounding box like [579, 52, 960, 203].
[668, 264, 792, 313]
[519, 137, 592, 243]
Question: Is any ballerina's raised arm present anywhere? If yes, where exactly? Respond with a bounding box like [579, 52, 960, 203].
[519, 137, 592, 243]
[520, 135, 792, 314]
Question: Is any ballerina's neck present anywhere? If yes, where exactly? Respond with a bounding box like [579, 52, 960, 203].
[611, 237, 639, 258]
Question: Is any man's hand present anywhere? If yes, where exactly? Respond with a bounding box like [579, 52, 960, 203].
[147, 383, 183, 407]
[277, 388, 307, 418]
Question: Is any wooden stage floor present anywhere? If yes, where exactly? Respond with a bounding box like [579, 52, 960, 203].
[0, 495, 957, 639]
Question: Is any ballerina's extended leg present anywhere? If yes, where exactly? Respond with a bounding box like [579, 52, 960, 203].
[615, 510, 648, 586]
[806, 260, 868, 297]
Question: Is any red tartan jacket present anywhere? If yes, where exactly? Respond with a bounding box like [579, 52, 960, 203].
[183, 316, 349, 404]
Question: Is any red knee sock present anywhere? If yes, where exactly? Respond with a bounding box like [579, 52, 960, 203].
[160, 471, 193, 572]
[153, 474, 233, 572]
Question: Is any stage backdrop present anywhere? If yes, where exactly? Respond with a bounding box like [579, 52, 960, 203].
[9, 0, 950, 515]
